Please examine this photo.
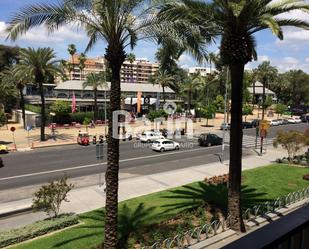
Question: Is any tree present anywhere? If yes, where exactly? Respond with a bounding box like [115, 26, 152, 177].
[0, 111, 6, 127]
[254, 61, 278, 119]
[275, 103, 288, 119]
[78, 53, 87, 80]
[159, 0, 309, 232]
[242, 104, 253, 121]
[83, 72, 107, 121]
[126, 53, 135, 83]
[0, 45, 19, 72]
[214, 95, 225, 112]
[182, 73, 203, 114]
[6, 1, 213, 247]
[273, 130, 305, 163]
[0, 71, 18, 112]
[151, 70, 175, 104]
[67, 44, 76, 80]
[201, 104, 216, 126]
[13, 48, 61, 141]
[1, 66, 31, 129]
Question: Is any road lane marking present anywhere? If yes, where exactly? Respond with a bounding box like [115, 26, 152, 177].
[0, 146, 223, 181]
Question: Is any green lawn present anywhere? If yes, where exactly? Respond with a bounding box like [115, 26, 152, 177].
[11, 164, 309, 249]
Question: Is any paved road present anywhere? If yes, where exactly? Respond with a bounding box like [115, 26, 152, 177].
[0, 139, 235, 190]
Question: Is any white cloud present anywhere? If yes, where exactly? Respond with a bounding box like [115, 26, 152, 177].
[0, 21, 87, 45]
[178, 54, 195, 66]
[305, 57, 309, 63]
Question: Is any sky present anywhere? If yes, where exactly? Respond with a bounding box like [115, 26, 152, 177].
[0, 0, 308, 73]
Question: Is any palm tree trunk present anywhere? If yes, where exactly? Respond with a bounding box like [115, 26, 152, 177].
[228, 63, 246, 232]
[104, 44, 126, 249]
[163, 86, 166, 104]
[19, 87, 26, 129]
[94, 88, 98, 121]
[252, 81, 255, 108]
[38, 81, 46, 141]
[187, 91, 191, 114]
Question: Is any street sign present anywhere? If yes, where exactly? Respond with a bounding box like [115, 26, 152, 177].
[259, 120, 270, 131]
[10, 127, 16, 132]
[96, 143, 104, 160]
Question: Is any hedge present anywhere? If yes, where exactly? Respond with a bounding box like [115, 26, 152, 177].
[0, 214, 79, 248]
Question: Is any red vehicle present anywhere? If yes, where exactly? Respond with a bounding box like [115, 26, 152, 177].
[77, 132, 90, 145]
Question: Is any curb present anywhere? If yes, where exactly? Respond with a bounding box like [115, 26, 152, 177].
[0, 205, 32, 219]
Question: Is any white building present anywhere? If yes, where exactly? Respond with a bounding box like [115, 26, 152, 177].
[188, 67, 212, 76]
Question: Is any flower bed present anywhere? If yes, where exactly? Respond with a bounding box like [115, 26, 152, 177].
[276, 152, 309, 166]
[0, 214, 79, 248]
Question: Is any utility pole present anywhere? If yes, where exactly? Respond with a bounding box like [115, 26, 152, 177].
[260, 78, 266, 155]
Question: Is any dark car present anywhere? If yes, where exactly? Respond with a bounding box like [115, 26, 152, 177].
[0, 157, 3, 168]
[242, 122, 253, 129]
[198, 133, 223, 147]
[300, 114, 309, 123]
[251, 119, 260, 128]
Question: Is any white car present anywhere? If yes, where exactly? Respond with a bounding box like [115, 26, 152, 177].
[287, 117, 302, 124]
[140, 131, 165, 143]
[152, 139, 180, 152]
[270, 120, 280, 126]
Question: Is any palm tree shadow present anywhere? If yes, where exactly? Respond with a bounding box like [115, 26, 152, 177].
[161, 182, 270, 215]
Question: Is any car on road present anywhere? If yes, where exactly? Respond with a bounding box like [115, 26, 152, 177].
[0, 144, 8, 154]
[287, 117, 302, 124]
[270, 120, 280, 126]
[300, 114, 309, 123]
[198, 133, 223, 147]
[151, 139, 180, 152]
[251, 119, 260, 128]
[77, 132, 90, 145]
[220, 122, 230, 130]
[140, 131, 165, 143]
[242, 122, 253, 129]
[276, 119, 289, 125]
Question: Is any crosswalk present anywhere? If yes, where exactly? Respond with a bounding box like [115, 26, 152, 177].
[222, 133, 274, 148]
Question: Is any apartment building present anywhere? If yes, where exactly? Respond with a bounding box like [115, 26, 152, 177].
[188, 66, 212, 76]
[121, 59, 159, 83]
[66, 54, 106, 81]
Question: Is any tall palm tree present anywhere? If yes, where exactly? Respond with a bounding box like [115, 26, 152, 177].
[79, 53, 87, 80]
[151, 70, 175, 104]
[126, 53, 135, 83]
[6, 1, 209, 247]
[159, 0, 309, 232]
[83, 72, 107, 121]
[254, 61, 278, 120]
[182, 73, 204, 114]
[1, 66, 31, 129]
[208, 52, 216, 73]
[13, 48, 60, 141]
[0, 74, 18, 111]
[67, 44, 76, 80]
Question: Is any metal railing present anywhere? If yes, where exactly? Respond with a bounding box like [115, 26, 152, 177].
[142, 186, 309, 249]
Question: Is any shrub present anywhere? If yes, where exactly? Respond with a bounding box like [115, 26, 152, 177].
[147, 109, 168, 122]
[204, 174, 229, 185]
[25, 104, 42, 114]
[0, 111, 6, 126]
[303, 174, 309, 181]
[0, 214, 79, 248]
[32, 175, 74, 218]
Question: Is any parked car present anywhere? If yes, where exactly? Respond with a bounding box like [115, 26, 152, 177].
[77, 132, 90, 145]
[251, 119, 260, 128]
[140, 131, 165, 143]
[198, 133, 223, 147]
[0, 157, 3, 168]
[220, 122, 230, 130]
[287, 117, 302, 124]
[270, 120, 280, 126]
[300, 114, 309, 123]
[242, 122, 253, 129]
[0, 144, 8, 154]
[152, 139, 180, 152]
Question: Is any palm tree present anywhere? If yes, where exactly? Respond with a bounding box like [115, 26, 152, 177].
[159, 0, 309, 232]
[0, 74, 17, 111]
[126, 53, 135, 83]
[254, 61, 278, 120]
[182, 73, 203, 114]
[13, 48, 60, 141]
[67, 44, 76, 80]
[1, 66, 31, 129]
[6, 1, 209, 247]
[151, 70, 175, 104]
[208, 52, 216, 73]
[83, 72, 107, 121]
[79, 53, 87, 80]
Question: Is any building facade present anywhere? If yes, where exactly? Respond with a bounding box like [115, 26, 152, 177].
[121, 59, 159, 83]
[188, 67, 212, 76]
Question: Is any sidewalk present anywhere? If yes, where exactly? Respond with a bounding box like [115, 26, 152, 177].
[0, 147, 286, 232]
